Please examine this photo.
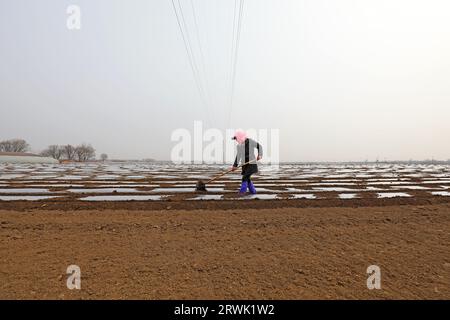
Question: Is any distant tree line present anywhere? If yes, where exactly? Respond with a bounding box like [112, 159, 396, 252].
[40, 144, 96, 162]
[0, 139, 30, 153]
[0, 138, 107, 162]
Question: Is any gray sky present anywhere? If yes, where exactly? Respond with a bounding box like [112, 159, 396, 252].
[1, 0, 449, 162]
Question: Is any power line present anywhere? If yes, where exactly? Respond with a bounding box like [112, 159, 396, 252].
[227, 0, 238, 129]
[177, 0, 212, 126]
[190, 0, 213, 117]
[171, 0, 246, 129]
[171, 0, 212, 127]
[227, 0, 245, 129]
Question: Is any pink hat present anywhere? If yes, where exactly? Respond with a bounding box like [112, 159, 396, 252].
[233, 130, 247, 144]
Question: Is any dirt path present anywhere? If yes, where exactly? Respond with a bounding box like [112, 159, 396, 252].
[0, 204, 449, 299]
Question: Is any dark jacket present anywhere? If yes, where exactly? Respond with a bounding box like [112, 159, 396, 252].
[233, 138, 263, 176]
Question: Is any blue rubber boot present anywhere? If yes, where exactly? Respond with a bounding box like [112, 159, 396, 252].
[239, 181, 248, 194]
[248, 182, 257, 194]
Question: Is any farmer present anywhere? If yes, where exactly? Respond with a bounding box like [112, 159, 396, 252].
[231, 130, 263, 194]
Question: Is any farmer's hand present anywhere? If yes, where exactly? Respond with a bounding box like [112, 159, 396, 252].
[231, 166, 237, 171]
[257, 155, 262, 161]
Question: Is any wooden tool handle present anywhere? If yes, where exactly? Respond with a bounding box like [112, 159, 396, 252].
[206, 159, 257, 184]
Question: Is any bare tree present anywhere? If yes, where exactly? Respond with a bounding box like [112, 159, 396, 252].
[0, 141, 9, 152]
[100, 153, 108, 161]
[41, 145, 63, 160]
[11, 139, 29, 152]
[83, 144, 96, 161]
[75, 144, 96, 162]
[62, 144, 76, 160]
[0, 139, 30, 153]
[75, 146, 83, 161]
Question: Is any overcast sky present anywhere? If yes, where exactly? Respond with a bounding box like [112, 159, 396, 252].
[1, 0, 449, 162]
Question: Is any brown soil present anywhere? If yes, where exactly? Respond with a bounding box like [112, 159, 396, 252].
[1, 204, 449, 299]
[0, 193, 450, 212]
